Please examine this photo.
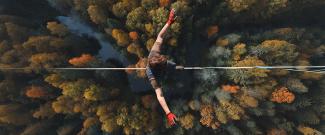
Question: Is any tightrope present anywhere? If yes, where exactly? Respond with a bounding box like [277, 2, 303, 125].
[1, 66, 325, 74]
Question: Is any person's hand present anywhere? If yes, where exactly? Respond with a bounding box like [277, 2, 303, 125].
[167, 9, 177, 25]
[166, 112, 177, 126]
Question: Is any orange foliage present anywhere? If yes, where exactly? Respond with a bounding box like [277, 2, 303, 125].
[159, 0, 171, 7]
[222, 85, 240, 93]
[25, 86, 48, 98]
[270, 87, 295, 103]
[69, 54, 95, 67]
[125, 65, 135, 74]
[267, 128, 287, 135]
[135, 58, 148, 78]
[207, 25, 219, 38]
[129, 31, 139, 41]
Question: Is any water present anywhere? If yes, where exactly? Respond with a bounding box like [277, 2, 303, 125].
[57, 15, 150, 92]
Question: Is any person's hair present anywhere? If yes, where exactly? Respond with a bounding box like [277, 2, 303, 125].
[148, 54, 167, 69]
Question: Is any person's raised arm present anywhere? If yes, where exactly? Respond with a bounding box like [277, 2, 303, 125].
[150, 9, 176, 52]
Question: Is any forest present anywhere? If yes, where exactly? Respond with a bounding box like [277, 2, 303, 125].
[0, 0, 325, 135]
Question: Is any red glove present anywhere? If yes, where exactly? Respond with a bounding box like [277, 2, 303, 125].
[167, 9, 176, 25]
[166, 112, 177, 126]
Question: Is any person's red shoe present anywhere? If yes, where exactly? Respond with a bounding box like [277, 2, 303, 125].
[166, 112, 177, 126]
[167, 9, 176, 25]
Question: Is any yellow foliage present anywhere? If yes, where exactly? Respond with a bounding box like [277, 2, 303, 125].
[101, 116, 118, 133]
[215, 108, 228, 124]
[226, 0, 257, 12]
[87, 5, 107, 24]
[300, 72, 323, 80]
[271, 69, 289, 76]
[232, 43, 247, 60]
[297, 125, 323, 135]
[188, 100, 200, 111]
[47, 21, 69, 36]
[111, 29, 130, 47]
[168, 38, 177, 47]
[30, 53, 64, 68]
[83, 117, 99, 128]
[259, 40, 298, 64]
[127, 43, 144, 58]
[230, 56, 270, 84]
[200, 104, 220, 129]
[146, 38, 155, 51]
[179, 113, 194, 130]
[239, 94, 259, 108]
[270, 87, 295, 103]
[216, 37, 229, 46]
[296, 59, 323, 80]
[145, 23, 154, 36]
[220, 100, 245, 120]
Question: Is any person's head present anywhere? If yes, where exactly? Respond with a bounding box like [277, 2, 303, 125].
[148, 53, 167, 69]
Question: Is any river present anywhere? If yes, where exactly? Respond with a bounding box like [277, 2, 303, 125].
[57, 15, 150, 92]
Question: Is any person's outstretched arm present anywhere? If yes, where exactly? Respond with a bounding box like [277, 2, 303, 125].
[155, 87, 177, 126]
[150, 9, 176, 53]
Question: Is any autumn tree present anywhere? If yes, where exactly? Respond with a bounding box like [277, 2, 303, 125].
[129, 31, 139, 41]
[126, 7, 148, 30]
[25, 86, 49, 99]
[254, 40, 298, 65]
[270, 87, 295, 103]
[228, 56, 270, 85]
[226, 0, 257, 12]
[222, 85, 240, 93]
[47, 21, 69, 37]
[29, 53, 65, 69]
[179, 113, 195, 130]
[83, 84, 108, 101]
[199, 104, 220, 129]
[159, 0, 171, 7]
[111, 29, 130, 47]
[87, 5, 107, 24]
[68, 54, 96, 67]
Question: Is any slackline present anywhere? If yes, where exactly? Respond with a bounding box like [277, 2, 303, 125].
[1, 66, 325, 73]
